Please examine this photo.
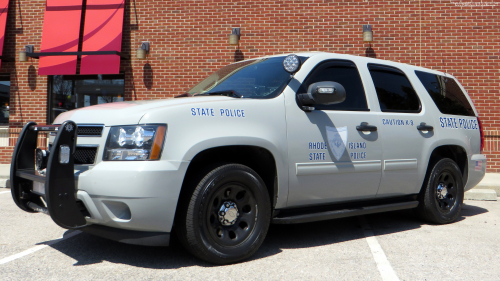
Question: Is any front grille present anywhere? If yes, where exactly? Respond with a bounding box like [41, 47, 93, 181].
[77, 126, 104, 136]
[74, 147, 98, 164]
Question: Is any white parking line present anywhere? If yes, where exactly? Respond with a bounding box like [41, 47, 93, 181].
[358, 216, 400, 281]
[0, 191, 10, 195]
[0, 230, 81, 265]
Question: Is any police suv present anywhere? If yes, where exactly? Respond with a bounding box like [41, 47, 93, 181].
[11, 52, 486, 264]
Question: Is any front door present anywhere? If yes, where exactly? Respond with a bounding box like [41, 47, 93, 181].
[285, 59, 383, 207]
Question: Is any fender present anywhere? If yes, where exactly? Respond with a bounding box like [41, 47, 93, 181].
[182, 136, 289, 209]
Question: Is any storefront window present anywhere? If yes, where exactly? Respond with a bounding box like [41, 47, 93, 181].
[49, 74, 124, 123]
[0, 75, 10, 125]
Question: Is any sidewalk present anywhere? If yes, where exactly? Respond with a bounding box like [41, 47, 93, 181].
[0, 163, 497, 200]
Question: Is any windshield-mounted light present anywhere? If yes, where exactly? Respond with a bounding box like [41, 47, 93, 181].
[104, 125, 166, 161]
[283, 54, 301, 74]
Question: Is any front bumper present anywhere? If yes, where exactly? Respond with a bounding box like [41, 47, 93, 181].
[75, 160, 189, 233]
[11, 121, 189, 244]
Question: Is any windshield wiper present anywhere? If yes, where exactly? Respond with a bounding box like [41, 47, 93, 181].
[196, 90, 242, 98]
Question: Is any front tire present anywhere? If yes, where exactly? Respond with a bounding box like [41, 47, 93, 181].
[176, 164, 271, 264]
[417, 158, 464, 224]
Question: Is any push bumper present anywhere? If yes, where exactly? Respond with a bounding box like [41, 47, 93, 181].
[11, 121, 86, 229]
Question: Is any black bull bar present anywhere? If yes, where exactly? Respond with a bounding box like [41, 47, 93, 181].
[10, 121, 86, 229]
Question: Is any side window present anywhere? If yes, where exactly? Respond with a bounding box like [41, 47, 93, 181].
[301, 60, 368, 111]
[368, 64, 421, 113]
[415, 71, 475, 116]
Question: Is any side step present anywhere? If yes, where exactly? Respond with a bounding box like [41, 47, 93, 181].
[272, 201, 419, 224]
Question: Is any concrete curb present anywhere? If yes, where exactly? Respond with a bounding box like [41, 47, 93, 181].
[465, 189, 498, 201]
[473, 184, 500, 197]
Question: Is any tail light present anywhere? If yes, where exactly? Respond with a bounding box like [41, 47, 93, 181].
[477, 117, 484, 154]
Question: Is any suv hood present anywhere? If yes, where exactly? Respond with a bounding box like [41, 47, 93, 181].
[54, 96, 236, 125]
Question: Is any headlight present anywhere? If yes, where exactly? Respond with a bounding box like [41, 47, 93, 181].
[103, 125, 166, 161]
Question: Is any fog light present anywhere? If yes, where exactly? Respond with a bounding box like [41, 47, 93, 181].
[59, 145, 70, 164]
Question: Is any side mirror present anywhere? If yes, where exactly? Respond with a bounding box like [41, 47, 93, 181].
[297, 81, 346, 111]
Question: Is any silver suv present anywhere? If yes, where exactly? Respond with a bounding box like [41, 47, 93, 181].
[10, 52, 486, 264]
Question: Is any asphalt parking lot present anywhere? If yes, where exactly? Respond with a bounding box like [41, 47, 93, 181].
[1, 187, 499, 281]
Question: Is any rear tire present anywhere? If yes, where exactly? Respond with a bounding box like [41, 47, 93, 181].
[416, 158, 464, 224]
[176, 164, 271, 264]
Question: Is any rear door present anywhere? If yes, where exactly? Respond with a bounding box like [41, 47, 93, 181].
[365, 64, 435, 196]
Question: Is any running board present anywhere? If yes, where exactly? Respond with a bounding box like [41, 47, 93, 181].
[272, 201, 419, 224]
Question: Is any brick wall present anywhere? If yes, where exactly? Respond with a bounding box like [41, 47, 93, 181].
[1, 0, 499, 171]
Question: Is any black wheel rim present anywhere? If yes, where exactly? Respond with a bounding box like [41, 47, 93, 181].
[204, 182, 258, 247]
[434, 170, 458, 212]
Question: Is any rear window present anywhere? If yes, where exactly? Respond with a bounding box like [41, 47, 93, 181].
[368, 64, 421, 113]
[415, 71, 475, 116]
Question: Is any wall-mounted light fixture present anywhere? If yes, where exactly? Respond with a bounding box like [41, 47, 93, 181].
[229, 28, 240, 46]
[19, 45, 34, 62]
[136, 42, 150, 60]
[362, 25, 373, 42]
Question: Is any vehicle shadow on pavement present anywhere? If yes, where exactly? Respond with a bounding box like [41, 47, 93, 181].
[47, 204, 488, 268]
[459, 203, 489, 221]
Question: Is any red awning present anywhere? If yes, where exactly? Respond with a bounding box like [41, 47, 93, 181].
[0, 0, 9, 71]
[80, 0, 125, 75]
[38, 0, 83, 75]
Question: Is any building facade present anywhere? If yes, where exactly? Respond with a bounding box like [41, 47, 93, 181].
[0, 0, 499, 171]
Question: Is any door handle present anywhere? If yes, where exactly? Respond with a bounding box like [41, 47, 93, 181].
[356, 123, 377, 132]
[417, 123, 434, 131]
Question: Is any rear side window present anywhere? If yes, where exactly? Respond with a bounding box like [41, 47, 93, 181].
[414, 71, 475, 116]
[301, 60, 368, 111]
[368, 64, 421, 113]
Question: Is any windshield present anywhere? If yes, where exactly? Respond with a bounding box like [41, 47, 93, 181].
[187, 57, 294, 99]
